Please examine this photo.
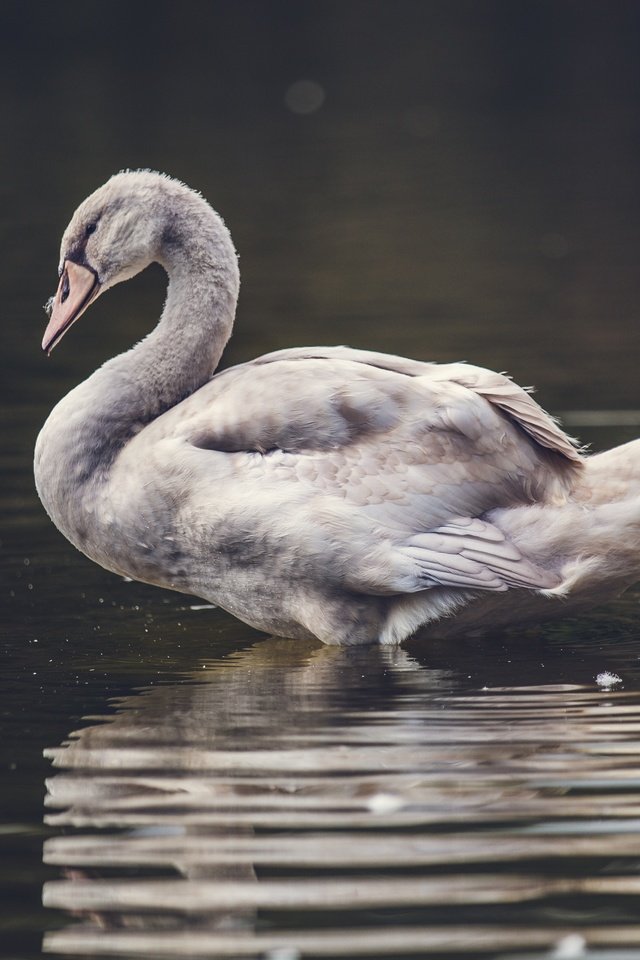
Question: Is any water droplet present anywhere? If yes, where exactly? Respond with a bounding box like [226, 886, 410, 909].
[596, 671, 622, 688]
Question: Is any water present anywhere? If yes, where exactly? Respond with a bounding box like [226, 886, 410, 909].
[4, 2, 640, 957]
[37, 635, 640, 957]
[7, 588, 640, 958]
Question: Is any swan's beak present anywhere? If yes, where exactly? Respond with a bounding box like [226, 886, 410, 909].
[42, 260, 101, 355]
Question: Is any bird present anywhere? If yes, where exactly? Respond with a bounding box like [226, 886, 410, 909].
[34, 170, 640, 645]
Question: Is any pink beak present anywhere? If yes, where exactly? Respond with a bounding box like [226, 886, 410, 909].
[43, 260, 101, 354]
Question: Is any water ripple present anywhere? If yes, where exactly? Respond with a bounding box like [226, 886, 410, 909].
[42, 639, 640, 958]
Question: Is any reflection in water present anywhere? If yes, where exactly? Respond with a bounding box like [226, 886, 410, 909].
[42, 636, 640, 956]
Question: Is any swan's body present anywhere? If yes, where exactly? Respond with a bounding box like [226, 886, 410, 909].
[34, 171, 640, 645]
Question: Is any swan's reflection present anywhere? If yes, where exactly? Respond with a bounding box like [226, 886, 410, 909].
[43, 635, 640, 956]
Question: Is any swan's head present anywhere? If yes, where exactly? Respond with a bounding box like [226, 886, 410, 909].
[42, 170, 199, 354]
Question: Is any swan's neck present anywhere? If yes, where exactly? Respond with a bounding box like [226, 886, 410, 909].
[121, 237, 239, 419]
[34, 204, 239, 540]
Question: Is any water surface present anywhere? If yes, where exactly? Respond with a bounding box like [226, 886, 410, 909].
[40, 631, 640, 958]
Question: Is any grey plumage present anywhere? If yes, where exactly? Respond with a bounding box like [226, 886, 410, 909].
[34, 171, 640, 645]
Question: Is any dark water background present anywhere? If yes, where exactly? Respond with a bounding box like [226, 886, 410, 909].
[4, 2, 640, 957]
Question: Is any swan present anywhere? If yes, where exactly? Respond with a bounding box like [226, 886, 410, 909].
[34, 170, 640, 645]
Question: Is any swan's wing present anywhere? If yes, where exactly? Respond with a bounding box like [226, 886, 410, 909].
[186, 347, 580, 483]
[252, 346, 581, 462]
[361, 517, 560, 595]
[141, 349, 581, 596]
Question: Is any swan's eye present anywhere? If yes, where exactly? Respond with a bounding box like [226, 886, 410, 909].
[85, 222, 97, 237]
[60, 272, 70, 304]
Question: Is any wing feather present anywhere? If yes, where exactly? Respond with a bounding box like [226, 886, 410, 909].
[385, 517, 560, 595]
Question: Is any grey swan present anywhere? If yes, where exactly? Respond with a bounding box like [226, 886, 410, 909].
[34, 171, 640, 645]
